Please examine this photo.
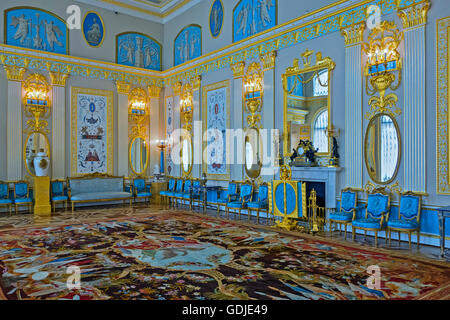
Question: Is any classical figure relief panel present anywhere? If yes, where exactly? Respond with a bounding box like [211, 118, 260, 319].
[71, 88, 114, 176]
[83, 11, 105, 48]
[174, 25, 202, 66]
[210, 0, 224, 38]
[5, 7, 68, 54]
[116, 32, 162, 71]
[233, 0, 277, 42]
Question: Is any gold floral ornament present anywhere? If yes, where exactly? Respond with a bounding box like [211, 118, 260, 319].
[23, 74, 51, 134]
[180, 83, 193, 132]
[243, 62, 263, 128]
[362, 20, 403, 120]
[128, 87, 148, 138]
[279, 165, 292, 181]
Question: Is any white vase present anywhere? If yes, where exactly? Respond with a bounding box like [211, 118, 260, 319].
[33, 149, 50, 177]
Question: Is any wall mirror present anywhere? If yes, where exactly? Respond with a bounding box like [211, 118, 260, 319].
[282, 50, 335, 158]
[364, 113, 401, 185]
[129, 136, 149, 175]
[24, 131, 50, 176]
[244, 127, 263, 179]
[181, 134, 193, 176]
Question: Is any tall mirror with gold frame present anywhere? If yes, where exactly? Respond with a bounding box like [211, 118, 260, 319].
[129, 136, 149, 176]
[282, 49, 335, 165]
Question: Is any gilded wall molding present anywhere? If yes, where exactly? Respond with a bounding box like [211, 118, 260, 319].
[172, 82, 182, 96]
[148, 85, 162, 98]
[191, 75, 202, 90]
[436, 17, 450, 194]
[49, 71, 70, 87]
[260, 51, 277, 71]
[340, 22, 365, 46]
[115, 81, 131, 94]
[231, 61, 245, 79]
[396, 0, 430, 29]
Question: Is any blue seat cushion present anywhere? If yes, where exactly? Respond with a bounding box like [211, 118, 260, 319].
[352, 218, 382, 229]
[136, 192, 152, 198]
[330, 211, 353, 222]
[227, 201, 247, 209]
[174, 192, 184, 198]
[52, 196, 68, 202]
[217, 198, 228, 204]
[0, 199, 12, 205]
[182, 193, 191, 199]
[70, 192, 131, 201]
[387, 219, 418, 230]
[160, 191, 171, 196]
[247, 201, 268, 209]
[14, 198, 33, 204]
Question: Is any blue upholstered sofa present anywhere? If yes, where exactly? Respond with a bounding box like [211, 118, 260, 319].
[68, 174, 133, 211]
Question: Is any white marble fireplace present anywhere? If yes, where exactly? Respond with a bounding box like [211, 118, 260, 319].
[290, 167, 342, 209]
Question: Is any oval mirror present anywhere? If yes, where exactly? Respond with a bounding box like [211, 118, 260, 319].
[24, 132, 50, 176]
[130, 137, 149, 175]
[244, 128, 263, 179]
[181, 134, 193, 175]
[364, 113, 401, 184]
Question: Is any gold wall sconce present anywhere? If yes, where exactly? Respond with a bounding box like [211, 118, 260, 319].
[362, 20, 403, 120]
[128, 87, 148, 138]
[23, 74, 51, 133]
[244, 62, 263, 129]
[180, 83, 193, 132]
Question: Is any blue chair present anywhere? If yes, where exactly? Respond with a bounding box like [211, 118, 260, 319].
[226, 181, 253, 220]
[329, 188, 365, 240]
[177, 179, 192, 208]
[51, 179, 69, 212]
[13, 181, 33, 214]
[160, 177, 176, 208]
[188, 180, 202, 210]
[387, 191, 422, 249]
[352, 188, 390, 247]
[217, 181, 239, 216]
[247, 183, 269, 223]
[0, 181, 12, 215]
[167, 179, 183, 208]
[132, 178, 152, 205]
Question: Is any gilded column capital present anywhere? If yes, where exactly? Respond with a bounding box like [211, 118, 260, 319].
[260, 51, 277, 71]
[191, 76, 201, 91]
[115, 81, 131, 94]
[4, 65, 28, 82]
[49, 71, 69, 87]
[397, 0, 430, 29]
[231, 61, 245, 79]
[172, 82, 182, 96]
[340, 22, 365, 47]
[148, 85, 162, 98]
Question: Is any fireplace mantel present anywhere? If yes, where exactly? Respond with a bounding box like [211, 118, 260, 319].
[290, 167, 342, 209]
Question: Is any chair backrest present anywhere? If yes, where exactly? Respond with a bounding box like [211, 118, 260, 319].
[366, 189, 390, 220]
[168, 178, 176, 191]
[0, 181, 9, 199]
[399, 192, 421, 222]
[240, 183, 253, 201]
[341, 188, 357, 212]
[175, 179, 184, 192]
[14, 181, 29, 198]
[228, 182, 237, 195]
[183, 179, 192, 192]
[192, 180, 201, 194]
[133, 178, 146, 193]
[258, 184, 269, 202]
[51, 180, 65, 196]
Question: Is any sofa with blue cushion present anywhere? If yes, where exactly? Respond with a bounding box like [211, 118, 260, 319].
[68, 174, 132, 212]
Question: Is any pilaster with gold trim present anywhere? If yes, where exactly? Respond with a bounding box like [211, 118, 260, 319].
[191, 76, 202, 178]
[149, 85, 162, 176]
[231, 62, 245, 181]
[397, 0, 429, 193]
[116, 81, 131, 176]
[172, 82, 182, 177]
[341, 23, 365, 189]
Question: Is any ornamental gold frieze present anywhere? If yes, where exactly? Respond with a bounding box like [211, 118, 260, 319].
[396, 0, 430, 29]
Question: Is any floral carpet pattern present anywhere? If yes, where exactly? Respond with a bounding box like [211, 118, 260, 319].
[0, 211, 449, 300]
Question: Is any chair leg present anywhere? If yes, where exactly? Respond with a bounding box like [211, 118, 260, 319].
[352, 227, 355, 241]
[398, 231, 401, 245]
[417, 231, 420, 249]
[388, 229, 391, 247]
[344, 224, 347, 240]
[375, 231, 378, 247]
[238, 209, 241, 220]
[408, 232, 412, 249]
[364, 230, 367, 240]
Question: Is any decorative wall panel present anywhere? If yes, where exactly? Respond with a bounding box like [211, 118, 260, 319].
[165, 96, 175, 176]
[116, 32, 162, 71]
[83, 11, 105, 48]
[233, 0, 277, 42]
[210, 0, 224, 38]
[71, 87, 113, 176]
[174, 25, 202, 66]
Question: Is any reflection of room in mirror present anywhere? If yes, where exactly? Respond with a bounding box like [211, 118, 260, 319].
[25, 133, 49, 175]
[131, 138, 148, 175]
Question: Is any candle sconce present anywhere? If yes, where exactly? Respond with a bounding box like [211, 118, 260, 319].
[180, 83, 193, 132]
[128, 87, 148, 138]
[23, 74, 51, 134]
[244, 62, 263, 129]
[362, 20, 403, 120]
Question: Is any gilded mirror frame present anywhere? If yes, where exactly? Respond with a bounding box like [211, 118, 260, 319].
[364, 113, 402, 185]
[244, 127, 263, 179]
[128, 136, 150, 176]
[281, 50, 335, 159]
[23, 130, 51, 177]
[181, 133, 193, 176]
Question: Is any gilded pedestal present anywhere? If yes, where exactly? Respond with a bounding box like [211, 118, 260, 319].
[33, 176, 51, 216]
[151, 182, 168, 205]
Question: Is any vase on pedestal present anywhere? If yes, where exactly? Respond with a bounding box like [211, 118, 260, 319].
[33, 149, 50, 177]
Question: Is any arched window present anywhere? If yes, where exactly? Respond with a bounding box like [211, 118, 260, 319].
[313, 70, 328, 96]
[313, 109, 328, 153]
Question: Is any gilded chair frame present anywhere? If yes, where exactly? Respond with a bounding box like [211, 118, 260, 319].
[247, 182, 269, 224]
[13, 180, 33, 214]
[131, 176, 152, 205]
[387, 191, 422, 249]
[189, 179, 203, 210]
[161, 176, 176, 209]
[352, 187, 390, 247]
[178, 178, 192, 208]
[330, 187, 359, 240]
[216, 181, 239, 216]
[226, 180, 254, 220]
[168, 178, 184, 208]
[0, 181, 12, 215]
[50, 179, 68, 212]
